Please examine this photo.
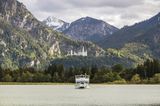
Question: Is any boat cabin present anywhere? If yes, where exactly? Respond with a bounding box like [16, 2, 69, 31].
[75, 74, 90, 89]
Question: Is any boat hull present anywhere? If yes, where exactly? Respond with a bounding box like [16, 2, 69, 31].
[75, 84, 89, 89]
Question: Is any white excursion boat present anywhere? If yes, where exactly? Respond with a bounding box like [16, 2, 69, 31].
[75, 74, 90, 89]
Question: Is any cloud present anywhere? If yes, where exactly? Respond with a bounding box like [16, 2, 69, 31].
[18, 0, 160, 28]
[67, 0, 144, 8]
[35, 0, 71, 12]
[23, 0, 144, 13]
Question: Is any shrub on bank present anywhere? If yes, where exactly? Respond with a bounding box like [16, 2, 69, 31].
[2, 74, 13, 82]
[131, 74, 141, 84]
[149, 73, 160, 84]
[112, 79, 127, 84]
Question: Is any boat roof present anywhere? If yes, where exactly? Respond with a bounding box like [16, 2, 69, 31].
[75, 75, 89, 78]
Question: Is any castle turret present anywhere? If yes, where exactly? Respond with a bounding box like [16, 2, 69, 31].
[71, 50, 73, 56]
[82, 46, 87, 56]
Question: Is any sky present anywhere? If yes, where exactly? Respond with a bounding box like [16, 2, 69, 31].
[18, 0, 160, 28]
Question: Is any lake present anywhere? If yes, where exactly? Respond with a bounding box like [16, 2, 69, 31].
[0, 85, 160, 106]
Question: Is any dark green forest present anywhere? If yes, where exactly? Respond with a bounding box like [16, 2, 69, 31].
[0, 59, 160, 84]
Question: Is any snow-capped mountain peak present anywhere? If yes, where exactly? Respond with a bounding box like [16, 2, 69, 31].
[43, 16, 70, 32]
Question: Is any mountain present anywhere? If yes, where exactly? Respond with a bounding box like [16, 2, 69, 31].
[99, 12, 160, 49]
[0, 0, 104, 69]
[133, 24, 160, 58]
[99, 12, 160, 62]
[42, 16, 70, 32]
[41, 12, 160, 67]
[1, 0, 159, 69]
[62, 17, 119, 43]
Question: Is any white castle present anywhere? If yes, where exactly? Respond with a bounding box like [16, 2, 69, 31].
[67, 46, 87, 56]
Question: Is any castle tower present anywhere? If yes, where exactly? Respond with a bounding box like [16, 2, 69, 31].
[71, 50, 73, 56]
[82, 46, 85, 55]
[82, 46, 87, 56]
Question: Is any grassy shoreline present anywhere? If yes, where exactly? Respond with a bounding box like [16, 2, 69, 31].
[0, 82, 75, 85]
[0, 82, 159, 85]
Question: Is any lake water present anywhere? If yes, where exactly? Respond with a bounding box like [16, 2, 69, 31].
[0, 85, 160, 106]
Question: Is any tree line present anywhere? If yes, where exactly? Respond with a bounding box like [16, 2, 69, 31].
[0, 59, 160, 84]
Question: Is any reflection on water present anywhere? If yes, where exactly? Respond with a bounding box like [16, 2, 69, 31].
[0, 85, 160, 106]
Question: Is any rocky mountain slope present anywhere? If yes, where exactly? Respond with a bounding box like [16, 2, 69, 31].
[133, 24, 160, 58]
[62, 17, 119, 43]
[42, 16, 70, 32]
[99, 12, 160, 49]
[0, 0, 104, 69]
[99, 12, 160, 62]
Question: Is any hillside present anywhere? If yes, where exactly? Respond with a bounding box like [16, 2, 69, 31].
[0, 0, 104, 69]
[63, 17, 118, 44]
[96, 12, 160, 62]
[99, 12, 160, 49]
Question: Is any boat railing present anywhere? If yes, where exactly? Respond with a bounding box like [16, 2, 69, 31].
[75, 75, 90, 83]
[75, 75, 90, 79]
